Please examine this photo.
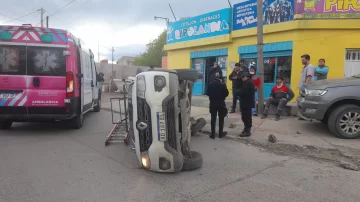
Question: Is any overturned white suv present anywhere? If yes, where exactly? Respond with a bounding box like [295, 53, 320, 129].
[127, 68, 205, 173]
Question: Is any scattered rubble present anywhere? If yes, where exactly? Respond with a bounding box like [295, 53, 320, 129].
[296, 131, 302, 134]
[229, 123, 236, 128]
[268, 134, 277, 143]
[339, 161, 359, 171]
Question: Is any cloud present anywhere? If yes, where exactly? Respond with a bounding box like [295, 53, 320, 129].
[1, 0, 237, 61]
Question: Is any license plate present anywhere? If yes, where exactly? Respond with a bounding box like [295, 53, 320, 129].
[0, 93, 15, 99]
[157, 112, 167, 141]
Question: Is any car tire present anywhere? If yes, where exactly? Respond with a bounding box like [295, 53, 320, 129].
[182, 151, 203, 171]
[70, 113, 84, 129]
[0, 121, 13, 129]
[328, 104, 360, 139]
[174, 69, 202, 81]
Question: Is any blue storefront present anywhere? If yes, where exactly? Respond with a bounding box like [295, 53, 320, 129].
[166, 8, 232, 95]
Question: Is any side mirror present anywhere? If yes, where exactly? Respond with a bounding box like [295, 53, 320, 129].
[97, 72, 105, 82]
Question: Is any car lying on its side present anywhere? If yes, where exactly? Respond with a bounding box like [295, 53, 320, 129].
[297, 75, 360, 139]
[127, 68, 205, 172]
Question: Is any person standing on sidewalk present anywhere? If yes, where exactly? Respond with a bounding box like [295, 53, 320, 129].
[229, 63, 243, 113]
[237, 72, 256, 137]
[208, 62, 223, 84]
[261, 76, 295, 121]
[314, 58, 329, 81]
[250, 65, 261, 116]
[297, 54, 314, 120]
[206, 73, 229, 139]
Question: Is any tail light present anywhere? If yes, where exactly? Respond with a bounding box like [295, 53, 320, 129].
[66, 71, 74, 97]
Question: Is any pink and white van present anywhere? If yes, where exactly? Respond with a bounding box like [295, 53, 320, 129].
[0, 24, 103, 129]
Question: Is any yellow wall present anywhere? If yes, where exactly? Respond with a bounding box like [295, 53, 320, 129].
[165, 20, 360, 102]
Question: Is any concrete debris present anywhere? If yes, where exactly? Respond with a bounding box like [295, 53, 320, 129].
[296, 131, 302, 134]
[339, 161, 359, 171]
[229, 123, 236, 128]
[268, 134, 277, 143]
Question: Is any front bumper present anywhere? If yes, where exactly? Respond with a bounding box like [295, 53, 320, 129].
[296, 96, 326, 120]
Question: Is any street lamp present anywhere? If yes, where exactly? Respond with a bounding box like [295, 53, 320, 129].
[154, 16, 170, 24]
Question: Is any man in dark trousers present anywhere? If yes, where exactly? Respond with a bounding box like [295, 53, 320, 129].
[237, 72, 256, 137]
[228, 63, 243, 113]
[261, 76, 294, 121]
[208, 62, 223, 83]
[206, 73, 229, 139]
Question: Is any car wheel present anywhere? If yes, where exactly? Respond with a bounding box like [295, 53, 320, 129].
[174, 69, 202, 81]
[70, 113, 84, 129]
[0, 121, 13, 129]
[328, 104, 360, 139]
[182, 151, 203, 171]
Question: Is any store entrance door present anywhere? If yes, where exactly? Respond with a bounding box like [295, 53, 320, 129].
[204, 57, 217, 94]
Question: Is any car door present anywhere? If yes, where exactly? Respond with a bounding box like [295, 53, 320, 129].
[90, 57, 98, 102]
[80, 50, 93, 111]
[0, 44, 27, 114]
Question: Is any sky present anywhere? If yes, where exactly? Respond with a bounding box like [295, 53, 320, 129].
[0, 0, 240, 63]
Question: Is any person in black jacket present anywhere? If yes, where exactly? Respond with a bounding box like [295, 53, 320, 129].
[237, 72, 256, 137]
[228, 63, 243, 113]
[206, 73, 229, 139]
[208, 62, 223, 84]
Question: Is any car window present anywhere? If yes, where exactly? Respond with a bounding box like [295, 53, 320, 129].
[0, 45, 26, 75]
[27, 46, 66, 76]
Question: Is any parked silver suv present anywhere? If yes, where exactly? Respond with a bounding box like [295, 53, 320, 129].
[297, 75, 360, 139]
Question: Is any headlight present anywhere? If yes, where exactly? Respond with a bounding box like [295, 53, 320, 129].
[154, 75, 166, 92]
[137, 75, 146, 98]
[141, 155, 151, 169]
[305, 89, 327, 96]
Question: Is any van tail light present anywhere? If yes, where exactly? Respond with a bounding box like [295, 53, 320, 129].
[66, 71, 75, 97]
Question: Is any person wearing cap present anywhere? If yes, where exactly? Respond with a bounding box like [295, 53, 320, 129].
[236, 72, 256, 137]
[249, 65, 261, 116]
[261, 76, 294, 121]
[206, 72, 229, 139]
[228, 63, 243, 113]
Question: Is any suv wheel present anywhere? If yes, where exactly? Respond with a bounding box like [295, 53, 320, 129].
[328, 104, 360, 139]
[182, 151, 203, 171]
[0, 121, 13, 129]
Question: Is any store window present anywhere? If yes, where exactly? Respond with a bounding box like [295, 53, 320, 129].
[277, 56, 292, 84]
[264, 57, 276, 83]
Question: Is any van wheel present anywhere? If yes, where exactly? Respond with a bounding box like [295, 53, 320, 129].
[328, 104, 360, 139]
[182, 151, 203, 171]
[93, 99, 101, 112]
[0, 121, 13, 129]
[70, 113, 84, 129]
[174, 69, 202, 81]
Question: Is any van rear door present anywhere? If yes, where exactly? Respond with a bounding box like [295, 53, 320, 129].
[26, 46, 67, 114]
[0, 45, 27, 115]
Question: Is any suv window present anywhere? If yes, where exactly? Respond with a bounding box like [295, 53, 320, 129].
[27, 46, 66, 76]
[0, 45, 26, 75]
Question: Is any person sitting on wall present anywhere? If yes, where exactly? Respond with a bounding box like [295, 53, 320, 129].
[208, 62, 223, 83]
[261, 76, 294, 121]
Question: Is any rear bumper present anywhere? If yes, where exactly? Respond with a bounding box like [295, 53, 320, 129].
[0, 97, 79, 122]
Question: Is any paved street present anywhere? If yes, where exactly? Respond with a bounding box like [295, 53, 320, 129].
[1, 110, 360, 202]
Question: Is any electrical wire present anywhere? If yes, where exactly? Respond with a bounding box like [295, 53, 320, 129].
[4, 10, 39, 24]
[49, 0, 77, 17]
[0, 13, 28, 23]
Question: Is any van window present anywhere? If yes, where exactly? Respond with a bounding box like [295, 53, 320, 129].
[27, 46, 66, 76]
[0, 45, 26, 75]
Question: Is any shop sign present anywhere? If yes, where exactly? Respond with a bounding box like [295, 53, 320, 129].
[233, 0, 295, 31]
[166, 8, 231, 44]
[295, 0, 360, 19]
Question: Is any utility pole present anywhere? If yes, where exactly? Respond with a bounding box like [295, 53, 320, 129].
[257, 0, 265, 114]
[40, 7, 45, 27]
[46, 16, 49, 28]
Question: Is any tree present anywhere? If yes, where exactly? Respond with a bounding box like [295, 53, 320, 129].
[133, 30, 167, 67]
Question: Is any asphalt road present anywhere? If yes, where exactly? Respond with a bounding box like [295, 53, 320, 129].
[1, 111, 359, 202]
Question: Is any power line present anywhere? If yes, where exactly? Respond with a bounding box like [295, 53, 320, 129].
[49, 0, 77, 17]
[0, 13, 28, 23]
[4, 10, 39, 24]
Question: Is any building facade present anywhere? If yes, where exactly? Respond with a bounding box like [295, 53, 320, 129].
[164, 0, 360, 101]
